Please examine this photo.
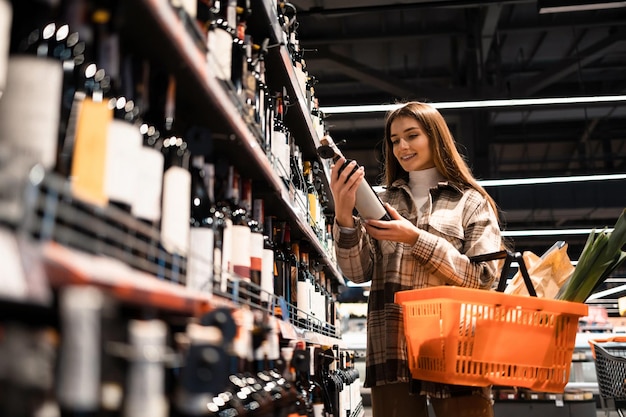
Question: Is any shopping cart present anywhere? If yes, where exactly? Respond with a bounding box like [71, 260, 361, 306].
[589, 337, 626, 416]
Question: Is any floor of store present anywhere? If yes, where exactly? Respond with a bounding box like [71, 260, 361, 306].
[360, 403, 622, 416]
[362, 406, 622, 416]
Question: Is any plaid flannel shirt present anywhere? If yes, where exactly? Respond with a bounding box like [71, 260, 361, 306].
[333, 178, 502, 399]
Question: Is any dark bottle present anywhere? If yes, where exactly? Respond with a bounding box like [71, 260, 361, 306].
[244, 177, 263, 305]
[227, 166, 252, 301]
[206, 0, 236, 82]
[187, 154, 215, 294]
[318, 135, 391, 222]
[273, 221, 289, 320]
[310, 347, 327, 417]
[231, 0, 250, 99]
[101, 48, 144, 214]
[296, 246, 311, 327]
[214, 158, 234, 294]
[158, 75, 191, 283]
[174, 309, 234, 417]
[131, 59, 165, 234]
[287, 233, 299, 323]
[257, 204, 275, 308]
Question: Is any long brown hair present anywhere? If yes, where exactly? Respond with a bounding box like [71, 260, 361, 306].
[381, 101, 500, 222]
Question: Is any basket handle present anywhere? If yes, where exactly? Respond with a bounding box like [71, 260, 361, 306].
[588, 336, 626, 359]
[589, 336, 626, 345]
[469, 250, 537, 297]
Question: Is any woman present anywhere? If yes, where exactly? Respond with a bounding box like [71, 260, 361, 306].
[330, 102, 502, 417]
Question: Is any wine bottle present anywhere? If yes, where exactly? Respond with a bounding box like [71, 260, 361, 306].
[273, 221, 288, 319]
[214, 159, 234, 294]
[310, 347, 326, 417]
[244, 178, 263, 305]
[227, 166, 251, 300]
[159, 75, 191, 282]
[296, 246, 311, 326]
[56, 286, 104, 417]
[102, 52, 143, 214]
[288, 236, 299, 323]
[187, 154, 215, 293]
[132, 60, 165, 273]
[0, 22, 64, 224]
[175, 316, 230, 416]
[271, 92, 291, 182]
[206, 1, 235, 82]
[123, 320, 168, 417]
[318, 135, 391, 221]
[258, 208, 275, 308]
[231, 0, 249, 100]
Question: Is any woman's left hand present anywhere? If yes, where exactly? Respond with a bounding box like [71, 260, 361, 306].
[364, 203, 420, 245]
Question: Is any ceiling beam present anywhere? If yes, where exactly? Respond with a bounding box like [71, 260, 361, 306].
[312, 46, 436, 98]
[481, 4, 502, 64]
[511, 28, 626, 95]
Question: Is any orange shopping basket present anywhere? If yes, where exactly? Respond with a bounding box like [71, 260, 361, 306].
[395, 250, 588, 392]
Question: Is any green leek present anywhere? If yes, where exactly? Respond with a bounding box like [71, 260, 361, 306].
[556, 209, 626, 303]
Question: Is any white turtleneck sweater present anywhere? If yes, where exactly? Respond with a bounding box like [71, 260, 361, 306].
[408, 167, 444, 212]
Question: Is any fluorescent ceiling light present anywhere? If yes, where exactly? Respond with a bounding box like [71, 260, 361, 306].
[373, 172, 626, 194]
[320, 95, 626, 114]
[539, 0, 626, 14]
[503, 228, 614, 237]
[478, 173, 626, 187]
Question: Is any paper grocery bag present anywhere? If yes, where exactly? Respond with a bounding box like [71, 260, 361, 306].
[504, 243, 574, 298]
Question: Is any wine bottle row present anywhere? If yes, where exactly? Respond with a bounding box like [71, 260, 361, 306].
[0, 285, 361, 417]
[0, 0, 337, 328]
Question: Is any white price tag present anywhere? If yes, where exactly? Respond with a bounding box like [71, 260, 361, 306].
[554, 394, 564, 407]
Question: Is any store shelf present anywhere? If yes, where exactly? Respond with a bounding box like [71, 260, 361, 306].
[250, 0, 335, 213]
[125, 0, 341, 283]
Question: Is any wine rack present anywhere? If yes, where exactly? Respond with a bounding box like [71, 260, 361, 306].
[0, 0, 366, 415]
[121, 0, 341, 283]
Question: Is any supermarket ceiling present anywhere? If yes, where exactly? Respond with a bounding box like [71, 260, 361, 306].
[289, 0, 626, 257]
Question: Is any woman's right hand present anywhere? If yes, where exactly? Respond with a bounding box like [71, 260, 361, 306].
[330, 157, 364, 228]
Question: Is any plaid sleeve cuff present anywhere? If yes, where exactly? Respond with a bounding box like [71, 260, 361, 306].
[411, 230, 438, 264]
[333, 218, 361, 248]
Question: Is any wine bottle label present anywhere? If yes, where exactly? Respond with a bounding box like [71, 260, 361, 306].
[231, 224, 251, 279]
[261, 248, 274, 305]
[179, 0, 197, 18]
[297, 279, 309, 319]
[250, 231, 264, 281]
[0, 57, 63, 223]
[57, 286, 103, 411]
[355, 181, 389, 220]
[161, 166, 191, 255]
[124, 320, 168, 417]
[271, 129, 289, 179]
[131, 147, 164, 222]
[208, 25, 232, 81]
[71, 98, 113, 206]
[308, 192, 319, 227]
[188, 228, 215, 293]
[104, 120, 142, 208]
[0, 0, 10, 92]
